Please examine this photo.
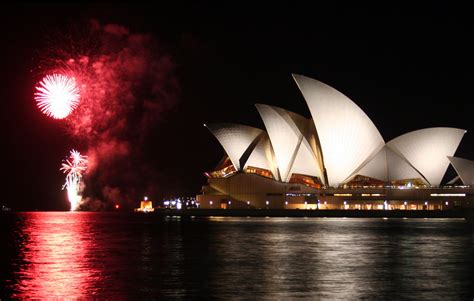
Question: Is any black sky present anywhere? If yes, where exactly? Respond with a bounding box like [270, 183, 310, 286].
[1, 2, 473, 210]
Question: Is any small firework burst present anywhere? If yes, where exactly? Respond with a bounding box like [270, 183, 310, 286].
[61, 149, 88, 210]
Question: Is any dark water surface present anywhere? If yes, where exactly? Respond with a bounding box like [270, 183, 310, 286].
[1, 212, 473, 299]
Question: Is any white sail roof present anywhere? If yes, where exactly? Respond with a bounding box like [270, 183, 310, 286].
[386, 128, 466, 186]
[205, 77, 469, 188]
[244, 133, 279, 179]
[345, 146, 426, 183]
[286, 138, 323, 181]
[448, 156, 474, 186]
[348, 147, 388, 182]
[256, 104, 318, 181]
[386, 147, 427, 183]
[205, 123, 263, 171]
[293, 74, 385, 187]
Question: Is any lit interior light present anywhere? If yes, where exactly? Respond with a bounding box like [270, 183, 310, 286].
[430, 193, 466, 197]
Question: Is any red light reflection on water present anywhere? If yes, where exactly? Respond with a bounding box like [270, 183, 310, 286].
[12, 212, 97, 299]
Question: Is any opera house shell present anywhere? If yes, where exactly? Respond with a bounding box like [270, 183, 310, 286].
[198, 75, 473, 210]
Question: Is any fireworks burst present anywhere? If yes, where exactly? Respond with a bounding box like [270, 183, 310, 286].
[61, 149, 88, 210]
[35, 74, 80, 119]
[35, 21, 178, 210]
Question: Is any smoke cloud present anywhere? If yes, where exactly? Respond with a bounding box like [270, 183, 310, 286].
[44, 20, 179, 210]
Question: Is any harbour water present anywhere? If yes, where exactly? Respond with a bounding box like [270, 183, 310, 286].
[1, 212, 473, 299]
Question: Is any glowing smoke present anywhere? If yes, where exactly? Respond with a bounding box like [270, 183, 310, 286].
[35, 74, 80, 119]
[41, 21, 179, 210]
[60, 150, 88, 210]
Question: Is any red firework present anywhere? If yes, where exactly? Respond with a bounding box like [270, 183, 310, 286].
[35, 74, 80, 119]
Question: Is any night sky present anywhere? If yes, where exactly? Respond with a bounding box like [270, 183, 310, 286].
[1, 2, 472, 210]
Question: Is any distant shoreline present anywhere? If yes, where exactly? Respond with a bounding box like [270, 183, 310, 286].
[4, 209, 474, 222]
[142, 208, 474, 220]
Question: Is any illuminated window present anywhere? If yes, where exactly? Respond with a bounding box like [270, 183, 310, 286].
[344, 175, 384, 188]
[430, 193, 466, 197]
[288, 174, 322, 189]
[390, 178, 427, 188]
[205, 157, 237, 178]
[362, 193, 384, 196]
[244, 166, 274, 179]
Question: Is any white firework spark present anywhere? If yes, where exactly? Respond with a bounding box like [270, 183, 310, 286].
[61, 149, 88, 211]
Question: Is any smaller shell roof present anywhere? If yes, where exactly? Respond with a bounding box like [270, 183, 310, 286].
[205, 123, 264, 171]
[448, 156, 474, 186]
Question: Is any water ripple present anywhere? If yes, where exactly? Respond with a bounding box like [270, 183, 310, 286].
[1, 213, 472, 299]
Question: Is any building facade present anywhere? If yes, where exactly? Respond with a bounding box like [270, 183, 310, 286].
[198, 75, 473, 210]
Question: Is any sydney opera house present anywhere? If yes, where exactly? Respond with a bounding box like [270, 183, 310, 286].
[198, 75, 474, 210]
